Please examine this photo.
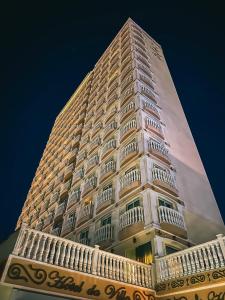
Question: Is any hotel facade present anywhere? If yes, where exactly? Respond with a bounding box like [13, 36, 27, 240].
[1, 18, 225, 300]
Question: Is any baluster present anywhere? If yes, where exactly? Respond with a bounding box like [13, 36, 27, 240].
[65, 243, 72, 268]
[74, 246, 80, 270]
[189, 252, 196, 273]
[26, 232, 37, 259]
[202, 247, 210, 270]
[206, 245, 214, 269]
[193, 250, 200, 272]
[60, 242, 67, 267]
[43, 237, 52, 263]
[38, 235, 47, 261]
[112, 258, 116, 280]
[211, 243, 219, 268]
[32, 234, 41, 260]
[55, 241, 62, 265]
[69, 245, 76, 269]
[215, 242, 225, 267]
[185, 253, 192, 275]
[79, 246, 85, 271]
[109, 257, 113, 279]
[49, 239, 57, 264]
[141, 266, 145, 286]
[20, 230, 30, 257]
[97, 253, 101, 276]
[197, 248, 205, 272]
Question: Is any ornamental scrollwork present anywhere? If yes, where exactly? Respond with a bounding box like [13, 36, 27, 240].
[7, 263, 47, 285]
[190, 274, 206, 285]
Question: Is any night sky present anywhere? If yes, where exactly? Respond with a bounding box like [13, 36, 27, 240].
[1, 1, 225, 242]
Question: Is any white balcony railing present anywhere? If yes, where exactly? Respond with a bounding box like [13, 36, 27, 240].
[87, 155, 99, 169]
[67, 188, 80, 206]
[120, 101, 135, 119]
[61, 217, 75, 235]
[152, 168, 176, 190]
[83, 176, 97, 194]
[78, 203, 92, 220]
[13, 225, 153, 288]
[148, 139, 169, 159]
[143, 100, 159, 116]
[55, 202, 66, 218]
[145, 117, 162, 133]
[158, 206, 185, 229]
[102, 139, 116, 156]
[96, 188, 113, 208]
[156, 234, 225, 282]
[101, 161, 116, 177]
[120, 169, 141, 190]
[120, 140, 138, 161]
[95, 224, 114, 243]
[120, 119, 137, 139]
[120, 207, 144, 230]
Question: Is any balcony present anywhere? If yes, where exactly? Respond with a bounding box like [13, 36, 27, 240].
[152, 167, 178, 196]
[88, 136, 101, 154]
[102, 138, 116, 159]
[79, 237, 90, 246]
[60, 180, 71, 196]
[73, 168, 84, 184]
[121, 73, 133, 92]
[103, 120, 117, 140]
[120, 119, 137, 142]
[119, 169, 141, 198]
[95, 224, 114, 247]
[158, 206, 186, 238]
[67, 188, 80, 208]
[139, 84, 156, 103]
[100, 161, 116, 183]
[43, 213, 54, 228]
[86, 155, 99, 173]
[50, 191, 59, 204]
[107, 92, 118, 109]
[96, 187, 113, 213]
[76, 151, 87, 166]
[35, 221, 43, 231]
[143, 99, 160, 119]
[82, 176, 97, 197]
[61, 217, 75, 236]
[77, 203, 93, 226]
[54, 202, 66, 219]
[120, 140, 138, 166]
[121, 63, 133, 81]
[68, 148, 78, 163]
[137, 62, 152, 79]
[64, 163, 74, 180]
[121, 85, 134, 105]
[120, 100, 136, 123]
[119, 206, 144, 240]
[148, 139, 170, 164]
[145, 117, 164, 138]
[51, 226, 61, 236]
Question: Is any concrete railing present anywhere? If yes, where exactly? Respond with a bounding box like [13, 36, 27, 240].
[95, 224, 114, 244]
[156, 234, 225, 282]
[102, 139, 116, 155]
[120, 140, 138, 161]
[152, 167, 176, 189]
[120, 206, 144, 230]
[120, 169, 141, 189]
[148, 139, 169, 159]
[158, 206, 185, 229]
[13, 224, 153, 288]
[120, 118, 137, 139]
[96, 188, 113, 208]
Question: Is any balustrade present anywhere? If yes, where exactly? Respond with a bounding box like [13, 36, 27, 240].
[148, 139, 170, 163]
[13, 225, 153, 288]
[158, 206, 185, 229]
[120, 169, 141, 191]
[156, 234, 225, 282]
[95, 224, 114, 244]
[120, 119, 137, 141]
[152, 168, 177, 195]
[102, 139, 116, 158]
[120, 207, 144, 230]
[120, 141, 138, 164]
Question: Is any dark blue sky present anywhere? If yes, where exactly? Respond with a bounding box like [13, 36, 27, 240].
[1, 1, 225, 241]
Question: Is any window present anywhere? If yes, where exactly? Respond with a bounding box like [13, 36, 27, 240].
[126, 198, 140, 210]
[80, 230, 89, 239]
[103, 183, 112, 191]
[159, 198, 173, 209]
[101, 215, 111, 226]
[166, 245, 179, 255]
[125, 166, 136, 175]
[136, 242, 153, 264]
